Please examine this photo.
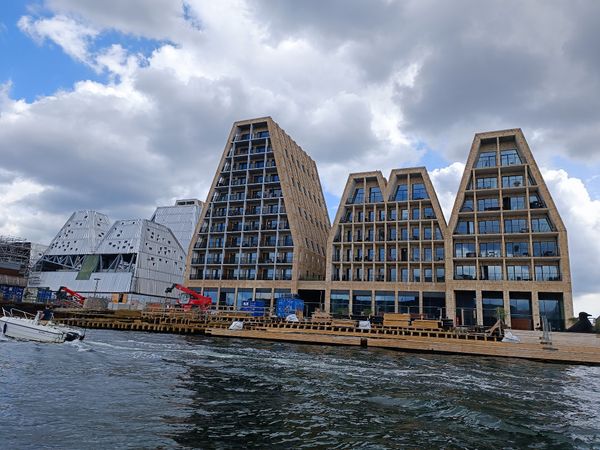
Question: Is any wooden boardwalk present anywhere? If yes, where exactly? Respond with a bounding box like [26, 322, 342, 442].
[55, 309, 600, 365]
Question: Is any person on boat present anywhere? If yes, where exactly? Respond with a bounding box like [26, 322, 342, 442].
[42, 305, 53, 321]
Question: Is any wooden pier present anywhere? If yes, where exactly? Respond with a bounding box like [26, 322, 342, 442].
[54, 309, 600, 365]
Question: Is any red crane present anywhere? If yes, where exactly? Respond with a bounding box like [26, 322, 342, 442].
[56, 286, 86, 307]
[165, 284, 212, 311]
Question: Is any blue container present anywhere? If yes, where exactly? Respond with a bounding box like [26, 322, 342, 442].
[240, 299, 267, 317]
[0, 285, 24, 302]
[37, 288, 54, 302]
[275, 297, 304, 318]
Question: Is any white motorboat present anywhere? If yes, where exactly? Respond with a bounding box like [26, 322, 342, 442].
[0, 308, 85, 343]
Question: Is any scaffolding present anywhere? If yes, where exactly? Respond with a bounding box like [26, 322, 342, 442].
[0, 235, 32, 275]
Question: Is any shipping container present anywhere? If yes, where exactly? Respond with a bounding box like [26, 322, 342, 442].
[240, 299, 267, 317]
[275, 297, 304, 318]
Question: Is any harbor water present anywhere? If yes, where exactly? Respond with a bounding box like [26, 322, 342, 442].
[1, 330, 600, 449]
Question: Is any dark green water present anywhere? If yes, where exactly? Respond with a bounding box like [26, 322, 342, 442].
[1, 330, 599, 449]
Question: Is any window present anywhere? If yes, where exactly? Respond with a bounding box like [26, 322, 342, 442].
[535, 265, 560, 281]
[482, 292, 504, 326]
[398, 292, 419, 314]
[412, 208, 420, 220]
[423, 226, 433, 240]
[502, 175, 524, 188]
[394, 184, 408, 201]
[352, 291, 372, 316]
[461, 198, 474, 212]
[351, 188, 364, 204]
[388, 267, 397, 281]
[435, 246, 445, 261]
[531, 217, 553, 232]
[388, 226, 397, 240]
[435, 227, 443, 240]
[455, 265, 476, 280]
[478, 197, 499, 211]
[401, 268, 409, 282]
[411, 226, 420, 240]
[480, 265, 502, 280]
[507, 265, 530, 281]
[529, 193, 544, 209]
[480, 241, 501, 257]
[331, 291, 350, 316]
[411, 247, 420, 262]
[401, 209, 409, 220]
[504, 218, 528, 233]
[423, 247, 433, 261]
[501, 149, 522, 166]
[400, 228, 408, 241]
[455, 242, 476, 258]
[423, 207, 435, 219]
[375, 291, 395, 315]
[388, 208, 397, 220]
[533, 240, 558, 257]
[505, 242, 529, 257]
[476, 151, 496, 168]
[369, 187, 383, 203]
[413, 268, 421, 282]
[455, 220, 475, 235]
[436, 267, 445, 282]
[388, 247, 397, 261]
[504, 196, 526, 210]
[479, 220, 500, 234]
[412, 183, 428, 200]
[475, 177, 497, 189]
[424, 268, 433, 282]
[539, 293, 564, 331]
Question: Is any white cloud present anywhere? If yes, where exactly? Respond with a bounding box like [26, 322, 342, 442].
[17, 14, 98, 66]
[2, 0, 600, 318]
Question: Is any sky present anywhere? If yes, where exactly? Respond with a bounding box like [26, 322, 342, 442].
[1, 0, 600, 316]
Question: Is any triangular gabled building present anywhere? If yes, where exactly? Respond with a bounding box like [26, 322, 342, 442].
[446, 129, 573, 330]
[185, 117, 331, 309]
[326, 168, 448, 317]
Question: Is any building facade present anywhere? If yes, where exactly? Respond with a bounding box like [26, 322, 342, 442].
[446, 129, 572, 330]
[29, 210, 187, 305]
[325, 168, 448, 319]
[150, 198, 204, 254]
[185, 117, 330, 309]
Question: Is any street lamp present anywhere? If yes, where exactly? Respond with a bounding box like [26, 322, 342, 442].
[93, 277, 100, 298]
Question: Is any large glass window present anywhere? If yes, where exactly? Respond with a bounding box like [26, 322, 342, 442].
[369, 187, 383, 203]
[501, 149, 522, 166]
[412, 183, 428, 200]
[375, 291, 395, 315]
[461, 198, 474, 212]
[504, 218, 528, 233]
[423, 292, 445, 319]
[475, 177, 498, 189]
[531, 217, 553, 232]
[401, 268, 409, 282]
[533, 240, 558, 257]
[455, 242, 476, 258]
[539, 293, 564, 331]
[423, 207, 435, 219]
[479, 220, 500, 234]
[435, 246, 445, 261]
[480, 265, 503, 280]
[478, 197, 499, 211]
[480, 241, 501, 257]
[351, 188, 364, 204]
[398, 292, 418, 314]
[482, 291, 504, 326]
[394, 184, 408, 201]
[455, 220, 475, 235]
[510, 292, 532, 330]
[504, 196, 526, 210]
[455, 265, 476, 280]
[202, 288, 218, 304]
[507, 265, 531, 281]
[219, 288, 235, 307]
[535, 265, 560, 281]
[352, 291, 372, 316]
[455, 291, 476, 325]
[502, 175, 524, 188]
[476, 151, 496, 168]
[505, 241, 529, 257]
[436, 267, 445, 282]
[412, 208, 420, 220]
